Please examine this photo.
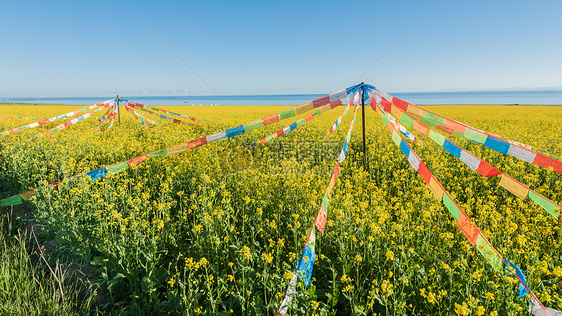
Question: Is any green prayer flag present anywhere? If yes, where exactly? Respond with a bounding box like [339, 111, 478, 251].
[425, 112, 445, 126]
[476, 235, 503, 272]
[1, 195, 23, 207]
[453, 131, 468, 140]
[322, 193, 329, 213]
[106, 162, 129, 174]
[306, 227, 316, 251]
[418, 117, 437, 127]
[428, 130, 446, 147]
[528, 191, 560, 219]
[381, 114, 389, 126]
[243, 120, 263, 133]
[442, 194, 460, 220]
[399, 114, 415, 128]
[391, 131, 401, 147]
[464, 129, 488, 144]
[148, 149, 167, 157]
[278, 108, 296, 121]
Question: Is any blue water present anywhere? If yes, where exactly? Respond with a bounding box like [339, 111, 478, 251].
[0, 94, 325, 106]
[2, 90, 561, 106]
[393, 90, 562, 105]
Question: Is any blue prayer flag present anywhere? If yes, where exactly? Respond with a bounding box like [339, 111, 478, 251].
[295, 244, 316, 287]
[225, 125, 245, 138]
[86, 167, 108, 181]
[504, 259, 530, 298]
[443, 139, 462, 158]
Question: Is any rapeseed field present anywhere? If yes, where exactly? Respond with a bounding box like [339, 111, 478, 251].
[0, 102, 560, 315]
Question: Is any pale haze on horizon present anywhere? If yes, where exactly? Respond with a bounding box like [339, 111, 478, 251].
[1, 0, 561, 98]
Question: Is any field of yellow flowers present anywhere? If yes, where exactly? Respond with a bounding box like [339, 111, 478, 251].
[0, 102, 561, 315]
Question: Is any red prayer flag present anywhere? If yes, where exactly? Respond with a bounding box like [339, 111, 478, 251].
[314, 208, 327, 235]
[188, 137, 207, 149]
[456, 212, 480, 246]
[476, 162, 501, 177]
[417, 162, 432, 184]
[370, 98, 378, 111]
[312, 95, 330, 108]
[533, 153, 562, 173]
[380, 97, 391, 110]
[330, 99, 342, 108]
[392, 97, 409, 111]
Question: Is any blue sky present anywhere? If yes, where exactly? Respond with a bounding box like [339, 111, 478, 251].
[1, 0, 561, 97]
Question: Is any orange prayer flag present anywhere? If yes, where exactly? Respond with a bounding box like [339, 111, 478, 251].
[498, 174, 529, 199]
[127, 154, 148, 166]
[428, 176, 445, 201]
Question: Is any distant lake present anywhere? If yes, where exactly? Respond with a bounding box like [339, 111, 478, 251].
[2, 90, 561, 106]
[395, 90, 562, 105]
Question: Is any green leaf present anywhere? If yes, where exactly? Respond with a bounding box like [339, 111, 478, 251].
[141, 275, 156, 293]
[91, 256, 105, 265]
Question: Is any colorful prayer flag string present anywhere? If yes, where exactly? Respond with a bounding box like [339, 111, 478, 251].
[1, 100, 112, 137]
[324, 91, 358, 139]
[375, 103, 554, 315]
[277, 91, 362, 316]
[124, 100, 203, 125]
[0, 89, 355, 207]
[41, 102, 114, 136]
[258, 91, 356, 145]
[373, 90, 562, 174]
[97, 106, 115, 123]
[373, 95, 561, 219]
[123, 104, 160, 128]
[94, 105, 118, 132]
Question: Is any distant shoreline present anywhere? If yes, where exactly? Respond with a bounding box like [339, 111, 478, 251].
[1, 90, 561, 106]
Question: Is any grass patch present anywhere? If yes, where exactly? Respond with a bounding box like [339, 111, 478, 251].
[0, 210, 96, 315]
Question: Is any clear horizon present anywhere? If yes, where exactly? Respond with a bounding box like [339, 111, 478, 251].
[1, 0, 561, 98]
[3, 88, 562, 100]
[3, 89, 561, 107]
